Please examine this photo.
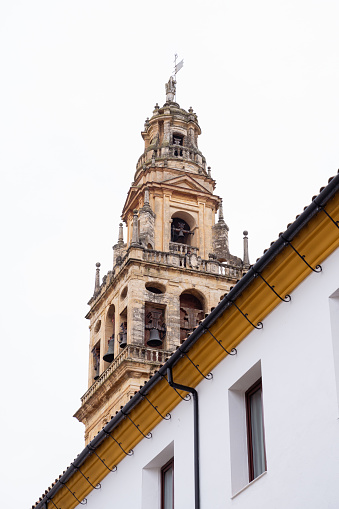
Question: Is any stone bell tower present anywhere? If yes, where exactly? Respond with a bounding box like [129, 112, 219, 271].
[74, 78, 248, 443]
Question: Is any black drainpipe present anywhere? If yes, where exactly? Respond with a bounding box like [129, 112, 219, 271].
[167, 367, 200, 509]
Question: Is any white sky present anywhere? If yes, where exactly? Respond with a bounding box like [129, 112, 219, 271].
[1, 1, 338, 507]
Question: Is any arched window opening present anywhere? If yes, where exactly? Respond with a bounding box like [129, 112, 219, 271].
[119, 308, 127, 348]
[92, 341, 100, 381]
[171, 218, 192, 245]
[103, 305, 115, 363]
[173, 134, 184, 157]
[173, 134, 183, 146]
[179, 293, 204, 343]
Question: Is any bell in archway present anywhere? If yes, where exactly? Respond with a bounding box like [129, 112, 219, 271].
[147, 328, 163, 347]
[178, 228, 185, 237]
[103, 336, 115, 363]
[119, 332, 127, 348]
[93, 364, 100, 380]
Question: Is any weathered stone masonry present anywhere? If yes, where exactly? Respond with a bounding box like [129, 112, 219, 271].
[74, 78, 249, 443]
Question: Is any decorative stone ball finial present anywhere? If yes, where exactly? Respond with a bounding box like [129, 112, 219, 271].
[207, 166, 211, 178]
[94, 262, 101, 294]
[188, 106, 193, 113]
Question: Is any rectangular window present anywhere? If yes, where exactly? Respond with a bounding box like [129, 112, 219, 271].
[161, 458, 174, 509]
[246, 378, 266, 481]
[228, 361, 267, 495]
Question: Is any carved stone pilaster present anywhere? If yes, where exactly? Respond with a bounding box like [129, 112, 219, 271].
[139, 188, 155, 249]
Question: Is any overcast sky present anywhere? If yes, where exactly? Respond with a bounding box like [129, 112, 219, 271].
[1, 1, 339, 507]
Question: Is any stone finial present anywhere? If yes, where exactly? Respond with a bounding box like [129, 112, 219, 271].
[165, 76, 176, 102]
[243, 230, 250, 268]
[141, 186, 153, 214]
[218, 200, 224, 223]
[118, 223, 124, 245]
[94, 262, 101, 294]
[188, 106, 193, 113]
[131, 209, 139, 245]
[144, 117, 149, 130]
[207, 166, 211, 178]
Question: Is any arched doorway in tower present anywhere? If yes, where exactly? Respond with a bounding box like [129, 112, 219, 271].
[179, 291, 204, 343]
[103, 304, 115, 364]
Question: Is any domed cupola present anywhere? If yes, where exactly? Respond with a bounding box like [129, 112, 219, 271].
[135, 77, 207, 180]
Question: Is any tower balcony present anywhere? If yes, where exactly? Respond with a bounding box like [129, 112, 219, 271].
[91, 246, 243, 306]
[80, 344, 172, 407]
[136, 144, 206, 174]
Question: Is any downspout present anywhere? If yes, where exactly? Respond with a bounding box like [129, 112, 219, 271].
[167, 367, 200, 509]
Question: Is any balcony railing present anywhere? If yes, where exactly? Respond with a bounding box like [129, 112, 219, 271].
[169, 242, 198, 255]
[80, 344, 172, 405]
[91, 247, 243, 305]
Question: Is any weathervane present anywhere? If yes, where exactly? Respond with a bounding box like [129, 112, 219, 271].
[173, 54, 184, 101]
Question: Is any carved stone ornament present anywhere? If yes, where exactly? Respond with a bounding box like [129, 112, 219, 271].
[165, 76, 176, 102]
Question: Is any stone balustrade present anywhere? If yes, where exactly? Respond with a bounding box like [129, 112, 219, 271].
[169, 242, 199, 255]
[136, 145, 205, 172]
[91, 247, 242, 305]
[81, 345, 172, 405]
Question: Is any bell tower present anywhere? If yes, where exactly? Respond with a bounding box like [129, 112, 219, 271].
[74, 78, 248, 443]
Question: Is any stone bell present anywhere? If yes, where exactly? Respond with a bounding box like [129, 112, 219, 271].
[147, 328, 163, 347]
[119, 332, 127, 348]
[93, 364, 100, 381]
[103, 336, 115, 363]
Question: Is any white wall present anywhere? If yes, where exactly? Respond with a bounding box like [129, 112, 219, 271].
[83, 247, 339, 509]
